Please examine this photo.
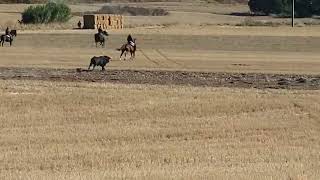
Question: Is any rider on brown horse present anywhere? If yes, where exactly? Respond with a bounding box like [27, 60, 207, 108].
[127, 34, 135, 47]
[117, 34, 137, 60]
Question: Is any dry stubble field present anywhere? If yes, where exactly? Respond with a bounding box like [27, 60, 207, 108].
[0, 80, 319, 179]
[0, 2, 320, 179]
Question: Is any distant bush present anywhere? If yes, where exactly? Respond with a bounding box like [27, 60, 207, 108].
[21, 1, 71, 24]
[95, 5, 169, 16]
[0, 0, 45, 3]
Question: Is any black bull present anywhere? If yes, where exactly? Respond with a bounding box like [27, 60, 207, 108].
[88, 56, 111, 71]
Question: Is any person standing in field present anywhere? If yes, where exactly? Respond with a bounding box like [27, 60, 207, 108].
[77, 21, 82, 29]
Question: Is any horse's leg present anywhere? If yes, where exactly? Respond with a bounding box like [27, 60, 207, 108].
[130, 51, 134, 60]
[10, 39, 12, 46]
[120, 50, 124, 60]
[92, 64, 96, 70]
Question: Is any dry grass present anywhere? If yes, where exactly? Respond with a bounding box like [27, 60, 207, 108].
[1, 32, 320, 74]
[0, 2, 319, 179]
[0, 80, 319, 179]
[1, 2, 318, 30]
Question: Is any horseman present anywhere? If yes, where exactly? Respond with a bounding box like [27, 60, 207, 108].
[5, 27, 10, 38]
[98, 26, 103, 34]
[127, 34, 135, 47]
[94, 26, 108, 48]
[97, 26, 105, 39]
[5, 27, 9, 35]
[1, 27, 14, 46]
[5, 27, 12, 39]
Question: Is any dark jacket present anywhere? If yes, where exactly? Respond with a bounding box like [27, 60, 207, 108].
[5, 27, 9, 35]
[98, 27, 102, 33]
[127, 34, 133, 44]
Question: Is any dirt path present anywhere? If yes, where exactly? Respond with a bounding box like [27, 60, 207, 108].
[0, 67, 319, 90]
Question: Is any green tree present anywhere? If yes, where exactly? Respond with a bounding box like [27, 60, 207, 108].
[312, 0, 320, 15]
[248, 0, 286, 15]
[22, 1, 71, 24]
[296, 0, 312, 17]
[248, 0, 272, 15]
[248, 0, 316, 17]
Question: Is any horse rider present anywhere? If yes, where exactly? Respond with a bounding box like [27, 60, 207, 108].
[98, 26, 102, 34]
[127, 34, 135, 46]
[5, 27, 10, 35]
[4, 27, 11, 39]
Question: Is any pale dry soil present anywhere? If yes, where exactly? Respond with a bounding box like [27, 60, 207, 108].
[0, 80, 319, 179]
[1, 31, 320, 75]
[0, 2, 320, 75]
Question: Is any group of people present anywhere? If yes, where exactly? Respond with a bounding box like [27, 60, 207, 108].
[4, 25, 135, 47]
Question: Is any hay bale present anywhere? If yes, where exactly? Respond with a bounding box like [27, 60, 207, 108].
[83, 14, 123, 30]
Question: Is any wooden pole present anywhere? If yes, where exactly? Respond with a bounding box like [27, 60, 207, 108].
[292, 0, 295, 27]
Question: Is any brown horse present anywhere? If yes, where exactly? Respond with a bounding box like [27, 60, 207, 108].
[116, 39, 136, 60]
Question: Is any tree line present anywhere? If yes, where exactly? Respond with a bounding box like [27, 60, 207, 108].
[248, 0, 320, 17]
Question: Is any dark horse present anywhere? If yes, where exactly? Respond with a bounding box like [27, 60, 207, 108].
[0, 30, 17, 47]
[116, 39, 136, 60]
[94, 30, 108, 48]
